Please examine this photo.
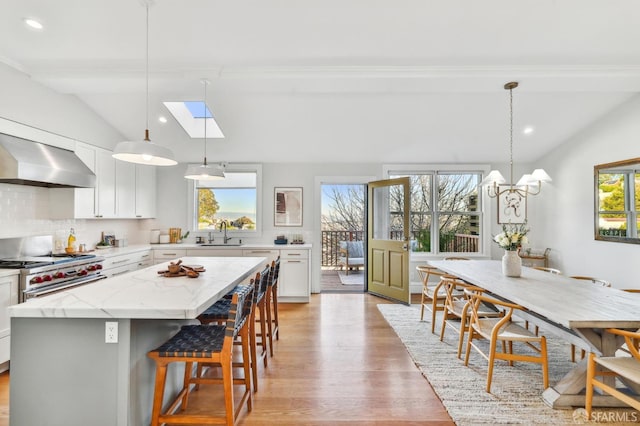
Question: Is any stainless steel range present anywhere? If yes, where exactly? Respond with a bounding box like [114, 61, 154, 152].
[0, 236, 105, 301]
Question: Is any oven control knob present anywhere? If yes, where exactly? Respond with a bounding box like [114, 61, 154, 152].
[32, 276, 44, 284]
[78, 270, 88, 276]
[95, 264, 103, 270]
[87, 265, 96, 271]
[55, 272, 66, 279]
[42, 274, 52, 282]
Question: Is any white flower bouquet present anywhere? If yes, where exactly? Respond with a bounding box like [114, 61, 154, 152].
[493, 222, 529, 251]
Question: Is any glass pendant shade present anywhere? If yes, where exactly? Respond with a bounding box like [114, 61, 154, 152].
[184, 162, 225, 180]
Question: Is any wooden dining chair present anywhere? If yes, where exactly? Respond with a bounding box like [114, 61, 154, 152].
[569, 275, 612, 362]
[439, 279, 502, 359]
[586, 328, 640, 419]
[416, 265, 447, 333]
[464, 287, 549, 393]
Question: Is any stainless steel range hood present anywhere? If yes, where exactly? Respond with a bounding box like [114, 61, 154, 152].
[0, 133, 96, 188]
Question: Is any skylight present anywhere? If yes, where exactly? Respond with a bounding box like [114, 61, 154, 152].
[163, 101, 224, 138]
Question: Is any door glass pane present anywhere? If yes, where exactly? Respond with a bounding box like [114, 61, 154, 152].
[372, 184, 405, 241]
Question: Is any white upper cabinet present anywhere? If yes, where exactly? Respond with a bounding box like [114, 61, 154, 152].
[50, 142, 156, 219]
[135, 165, 156, 218]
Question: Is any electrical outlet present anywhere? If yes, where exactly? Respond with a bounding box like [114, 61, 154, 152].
[105, 321, 118, 343]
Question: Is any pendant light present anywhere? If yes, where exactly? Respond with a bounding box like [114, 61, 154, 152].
[112, 1, 177, 166]
[480, 81, 552, 198]
[184, 79, 225, 180]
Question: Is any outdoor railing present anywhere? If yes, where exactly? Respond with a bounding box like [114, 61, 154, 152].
[321, 230, 480, 267]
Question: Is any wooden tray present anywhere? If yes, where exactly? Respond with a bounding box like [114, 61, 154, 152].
[160, 270, 187, 278]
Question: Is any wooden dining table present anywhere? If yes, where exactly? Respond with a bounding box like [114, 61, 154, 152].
[429, 259, 640, 409]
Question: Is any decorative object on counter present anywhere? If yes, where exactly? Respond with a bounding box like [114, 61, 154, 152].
[274, 187, 303, 226]
[111, 0, 177, 167]
[159, 260, 204, 278]
[67, 228, 76, 252]
[493, 221, 529, 277]
[178, 231, 189, 243]
[195, 236, 205, 244]
[114, 239, 127, 247]
[291, 233, 305, 244]
[102, 231, 116, 246]
[159, 234, 170, 244]
[169, 228, 182, 243]
[150, 229, 161, 244]
[274, 234, 288, 245]
[96, 232, 112, 250]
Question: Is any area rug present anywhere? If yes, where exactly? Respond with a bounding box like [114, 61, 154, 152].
[377, 304, 636, 425]
[338, 270, 364, 285]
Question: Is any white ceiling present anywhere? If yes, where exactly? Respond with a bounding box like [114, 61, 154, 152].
[2, 0, 640, 164]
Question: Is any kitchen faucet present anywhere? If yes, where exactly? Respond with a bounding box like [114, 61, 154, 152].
[220, 221, 233, 244]
[208, 231, 214, 243]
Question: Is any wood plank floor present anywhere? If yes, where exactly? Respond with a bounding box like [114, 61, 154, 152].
[0, 293, 453, 425]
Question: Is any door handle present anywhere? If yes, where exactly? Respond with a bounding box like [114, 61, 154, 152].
[402, 244, 408, 251]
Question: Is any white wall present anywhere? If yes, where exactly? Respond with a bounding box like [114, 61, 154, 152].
[536, 94, 640, 289]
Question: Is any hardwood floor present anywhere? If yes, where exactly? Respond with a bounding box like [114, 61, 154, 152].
[0, 293, 453, 425]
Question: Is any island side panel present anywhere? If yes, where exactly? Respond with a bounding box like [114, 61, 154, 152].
[10, 317, 123, 426]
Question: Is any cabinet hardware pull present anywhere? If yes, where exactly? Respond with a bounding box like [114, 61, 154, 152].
[163, 253, 177, 256]
[112, 269, 133, 276]
[112, 259, 129, 265]
[141, 254, 150, 258]
[287, 253, 301, 256]
[286, 260, 302, 263]
[249, 250, 271, 254]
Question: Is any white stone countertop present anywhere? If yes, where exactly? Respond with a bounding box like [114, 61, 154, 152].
[8, 256, 266, 320]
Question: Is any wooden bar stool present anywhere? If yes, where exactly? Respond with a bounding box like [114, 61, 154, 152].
[147, 284, 254, 426]
[198, 272, 261, 392]
[265, 256, 281, 356]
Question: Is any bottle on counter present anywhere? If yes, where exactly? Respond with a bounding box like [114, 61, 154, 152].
[67, 228, 76, 251]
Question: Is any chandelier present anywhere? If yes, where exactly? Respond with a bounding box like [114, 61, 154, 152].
[480, 81, 552, 198]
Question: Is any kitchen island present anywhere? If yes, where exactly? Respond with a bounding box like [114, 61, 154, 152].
[8, 256, 267, 426]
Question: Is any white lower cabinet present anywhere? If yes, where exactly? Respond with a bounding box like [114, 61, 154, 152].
[152, 249, 187, 264]
[0, 275, 18, 366]
[278, 249, 310, 302]
[102, 250, 153, 278]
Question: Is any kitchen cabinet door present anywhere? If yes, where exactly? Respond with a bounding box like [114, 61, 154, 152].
[116, 160, 136, 218]
[0, 276, 18, 365]
[72, 143, 97, 218]
[135, 165, 156, 218]
[95, 148, 116, 218]
[279, 249, 310, 301]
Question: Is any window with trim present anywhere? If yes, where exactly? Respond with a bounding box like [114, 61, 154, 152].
[597, 168, 640, 238]
[388, 169, 483, 254]
[193, 165, 261, 233]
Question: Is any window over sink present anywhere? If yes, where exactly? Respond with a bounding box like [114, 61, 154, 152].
[189, 164, 262, 235]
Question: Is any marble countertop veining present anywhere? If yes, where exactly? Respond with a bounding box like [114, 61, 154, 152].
[8, 256, 266, 320]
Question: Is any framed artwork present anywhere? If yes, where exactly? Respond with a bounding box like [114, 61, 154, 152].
[497, 188, 527, 224]
[274, 187, 303, 226]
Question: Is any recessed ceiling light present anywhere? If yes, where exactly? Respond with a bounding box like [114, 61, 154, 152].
[158, 116, 167, 124]
[24, 18, 44, 30]
[523, 126, 535, 135]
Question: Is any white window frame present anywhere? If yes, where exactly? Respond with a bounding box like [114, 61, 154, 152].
[383, 164, 491, 258]
[187, 163, 263, 238]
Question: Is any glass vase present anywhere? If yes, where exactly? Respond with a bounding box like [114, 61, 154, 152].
[502, 250, 522, 277]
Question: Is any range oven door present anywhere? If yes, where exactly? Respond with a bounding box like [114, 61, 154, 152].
[22, 274, 106, 301]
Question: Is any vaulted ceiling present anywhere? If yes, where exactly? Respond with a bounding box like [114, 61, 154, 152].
[2, 0, 640, 164]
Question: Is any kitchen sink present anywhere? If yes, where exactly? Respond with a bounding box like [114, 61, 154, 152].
[197, 243, 243, 247]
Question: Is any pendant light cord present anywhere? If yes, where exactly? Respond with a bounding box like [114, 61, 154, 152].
[509, 85, 513, 189]
[144, 4, 150, 140]
[203, 80, 208, 166]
